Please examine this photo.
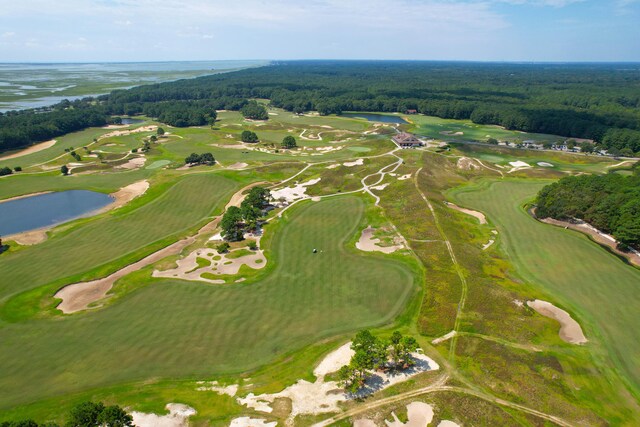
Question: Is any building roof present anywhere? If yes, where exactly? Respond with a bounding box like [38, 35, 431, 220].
[393, 132, 420, 144]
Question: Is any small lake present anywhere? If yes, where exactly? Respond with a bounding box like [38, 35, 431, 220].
[120, 118, 144, 125]
[0, 190, 113, 236]
[341, 112, 408, 124]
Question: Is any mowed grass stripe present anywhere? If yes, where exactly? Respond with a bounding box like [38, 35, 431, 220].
[0, 196, 416, 408]
[0, 174, 238, 299]
[452, 180, 640, 392]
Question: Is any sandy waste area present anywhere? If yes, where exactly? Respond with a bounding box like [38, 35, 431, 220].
[131, 403, 195, 427]
[271, 178, 321, 203]
[356, 226, 404, 254]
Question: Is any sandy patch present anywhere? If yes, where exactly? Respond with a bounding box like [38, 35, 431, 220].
[444, 202, 487, 224]
[325, 164, 339, 169]
[343, 159, 364, 167]
[456, 157, 480, 170]
[271, 178, 321, 203]
[482, 239, 495, 250]
[230, 417, 277, 427]
[440, 131, 463, 136]
[356, 226, 404, 254]
[116, 156, 146, 170]
[131, 403, 195, 427]
[397, 174, 412, 181]
[437, 421, 461, 427]
[5, 229, 48, 245]
[386, 402, 434, 427]
[527, 300, 587, 344]
[537, 162, 554, 167]
[354, 420, 377, 427]
[196, 380, 239, 396]
[228, 162, 249, 170]
[0, 139, 56, 161]
[314, 342, 355, 378]
[108, 180, 150, 210]
[371, 183, 389, 191]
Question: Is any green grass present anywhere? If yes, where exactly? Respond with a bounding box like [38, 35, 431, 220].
[0, 196, 416, 410]
[449, 179, 640, 395]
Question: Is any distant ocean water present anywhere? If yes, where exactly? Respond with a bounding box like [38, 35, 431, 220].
[0, 60, 267, 112]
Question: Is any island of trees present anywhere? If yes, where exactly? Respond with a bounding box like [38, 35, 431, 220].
[2, 61, 640, 155]
[185, 152, 215, 166]
[221, 187, 271, 241]
[536, 164, 640, 250]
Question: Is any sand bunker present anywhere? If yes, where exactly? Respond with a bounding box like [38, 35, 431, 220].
[444, 202, 487, 224]
[326, 164, 339, 169]
[153, 246, 266, 284]
[482, 239, 495, 250]
[356, 226, 404, 254]
[456, 157, 481, 171]
[271, 178, 321, 203]
[438, 421, 461, 427]
[196, 380, 238, 396]
[537, 162, 554, 167]
[386, 402, 434, 427]
[108, 180, 150, 210]
[440, 131, 464, 136]
[371, 183, 389, 191]
[116, 156, 146, 170]
[228, 162, 249, 170]
[0, 139, 56, 161]
[131, 403, 195, 427]
[230, 417, 277, 427]
[431, 330, 456, 345]
[343, 159, 364, 167]
[314, 342, 355, 378]
[354, 420, 377, 427]
[527, 300, 587, 344]
[508, 160, 531, 172]
[397, 174, 412, 181]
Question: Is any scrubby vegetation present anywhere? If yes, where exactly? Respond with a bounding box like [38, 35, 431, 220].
[536, 164, 640, 249]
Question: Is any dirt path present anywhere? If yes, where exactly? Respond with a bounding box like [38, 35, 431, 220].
[55, 182, 266, 313]
[413, 168, 468, 361]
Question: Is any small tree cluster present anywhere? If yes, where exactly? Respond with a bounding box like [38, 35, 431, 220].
[0, 401, 132, 427]
[241, 130, 259, 143]
[338, 330, 418, 394]
[0, 167, 12, 176]
[220, 187, 271, 241]
[60, 165, 69, 175]
[70, 151, 81, 162]
[157, 127, 165, 136]
[240, 101, 269, 120]
[185, 152, 215, 166]
[281, 135, 297, 149]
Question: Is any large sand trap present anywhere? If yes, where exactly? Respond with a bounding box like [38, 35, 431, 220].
[116, 156, 146, 170]
[444, 202, 487, 224]
[230, 417, 277, 427]
[508, 160, 531, 173]
[196, 380, 238, 396]
[131, 403, 195, 427]
[456, 157, 480, 170]
[527, 300, 587, 344]
[55, 182, 265, 313]
[356, 226, 404, 254]
[109, 180, 149, 210]
[537, 162, 554, 167]
[238, 342, 439, 422]
[343, 158, 364, 167]
[153, 246, 266, 284]
[228, 162, 249, 170]
[0, 139, 56, 161]
[386, 402, 434, 427]
[271, 178, 321, 203]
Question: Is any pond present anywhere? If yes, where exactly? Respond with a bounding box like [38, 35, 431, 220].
[119, 117, 144, 125]
[341, 112, 408, 124]
[0, 190, 113, 236]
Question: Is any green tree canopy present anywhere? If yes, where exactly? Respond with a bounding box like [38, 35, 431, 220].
[281, 135, 297, 149]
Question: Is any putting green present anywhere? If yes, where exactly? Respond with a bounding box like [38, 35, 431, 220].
[347, 146, 372, 153]
[146, 160, 171, 169]
[0, 196, 415, 408]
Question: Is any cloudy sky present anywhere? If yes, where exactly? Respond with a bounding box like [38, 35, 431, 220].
[0, 0, 638, 62]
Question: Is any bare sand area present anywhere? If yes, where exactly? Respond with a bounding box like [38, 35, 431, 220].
[131, 403, 195, 427]
[0, 139, 57, 161]
[527, 300, 587, 344]
[55, 182, 265, 313]
[456, 157, 480, 170]
[444, 202, 487, 224]
[356, 226, 404, 254]
[539, 216, 640, 267]
[359, 401, 460, 427]
[230, 418, 277, 427]
[271, 178, 321, 203]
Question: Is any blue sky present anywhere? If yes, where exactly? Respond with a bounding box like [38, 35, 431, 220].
[0, 0, 638, 62]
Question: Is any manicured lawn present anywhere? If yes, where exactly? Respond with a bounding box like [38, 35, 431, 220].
[450, 180, 640, 394]
[0, 196, 416, 409]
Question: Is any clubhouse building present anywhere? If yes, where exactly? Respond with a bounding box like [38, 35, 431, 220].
[392, 132, 423, 149]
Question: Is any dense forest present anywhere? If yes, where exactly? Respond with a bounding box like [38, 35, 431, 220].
[2, 61, 640, 153]
[536, 164, 640, 250]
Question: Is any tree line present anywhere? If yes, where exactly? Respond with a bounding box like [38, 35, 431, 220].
[1, 401, 132, 427]
[536, 164, 640, 250]
[2, 61, 640, 154]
